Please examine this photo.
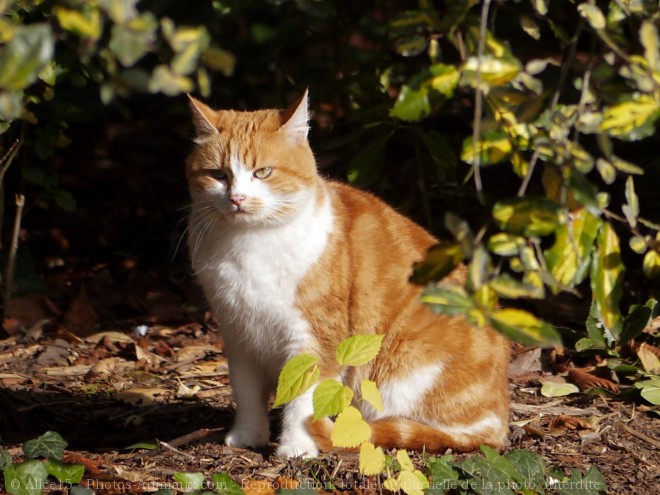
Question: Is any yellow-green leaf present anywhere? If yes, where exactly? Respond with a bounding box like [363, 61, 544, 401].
[540, 381, 580, 398]
[0, 24, 54, 92]
[336, 335, 384, 367]
[590, 222, 625, 337]
[54, 7, 101, 40]
[640, 21, 659, 70]
[461, 55, 522, 87]
[148, 64, 193, 96]
[397, 449, 415, 471]
[578, 4, 606, 30]
[99, 0, 138, 24]
[331, 406, 371, 448]
[361, 379, 383, 412]
[600, 95, 660, 141]
[492, 197, 561, 236]
[461, 131, 513, 166]
[411, 241, 464, 284]
[643, 248, 660, 279]
[274, 353, 319, 407]
[312, 379, 353, 420]
[426, 63, 460, 96]
[489, 274, 544, 299]
[545, 208, 602, 287]
[383, 477, 400, 492]
[420, 285, 474, 317]
[359, 442, 385, 476]
[488, 308, 561, 347]
[398, 470, 429, 495]
[202, 46, 236, 76]
[487, 233, 524, 256]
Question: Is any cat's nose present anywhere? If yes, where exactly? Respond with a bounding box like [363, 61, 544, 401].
[230, 194, 246, 206]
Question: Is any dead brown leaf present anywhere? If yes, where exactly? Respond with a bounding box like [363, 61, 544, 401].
[549, 415, 594, 431]
[65, 288, 100, 337]
[568, 368, 620, 393]
[5, 294, 52, 329]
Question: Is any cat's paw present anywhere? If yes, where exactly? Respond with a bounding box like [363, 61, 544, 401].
[276, 437, 319, 459]
[225, 427, 269, 449]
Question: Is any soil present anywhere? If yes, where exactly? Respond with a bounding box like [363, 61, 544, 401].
[0, 102, 658, 495]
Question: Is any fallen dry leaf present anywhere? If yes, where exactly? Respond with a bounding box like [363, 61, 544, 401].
[242, 478, 275, 495]
[85, 357, 125, 381]
[64, 288, 100, 337]
[637, 343, 660, 374]
[114, 387, 170, 406]
[549, 415, 594, 431]
[568, 368, 620, 393]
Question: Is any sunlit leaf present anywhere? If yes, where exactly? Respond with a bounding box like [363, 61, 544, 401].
[109, 16, 157, 67]
[545, 208, 602, 287]
[312, 379, 353, 420]
[427, 63, 460, 96]
[461, 55, 522, 87]
[637, 343, 660, 374]
[622, 176, 639, 228]
[99, 0, 139, 24]
[640, 21, 659, 70]
[43, 460, 84, 484]
[520, 16, 540, 40]
[274, 354, 319, 407]
[336, 335, 384, 366]
[23, 431, 67, 460]
[420, 285, 474, 316]
[0, 24, 53, 91]
[331, 406, 371, 448]
[487, 233, 524, 256]
[359, 442, 385, 476]
[600, 95, 660, 141]
[492, 197, 562, 236]
[361, 379, 383, 412]
[148, 64, 193, 96]
[391, 85, 430, 121]
[540, 381, 580, 398]
[460, 131, 513, 166]
[411, 241, 464, 284]
[635, 378, 660, 405]
[202, 46, 236, 76]
[591, 222, 625, 337]
[489, 274, 544, 299]
[643, 247, 660, 279]
[54, 7, 101, 40]
[578, 4, 606, 30]
[596, 158, 616, 184]
[488, 308, 561, 347]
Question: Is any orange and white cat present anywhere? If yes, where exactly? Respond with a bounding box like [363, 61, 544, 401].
[186, 91, 510, 458]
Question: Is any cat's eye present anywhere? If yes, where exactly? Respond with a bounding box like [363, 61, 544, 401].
[209, 169, 229, 181]
[253, 167, 273, 179]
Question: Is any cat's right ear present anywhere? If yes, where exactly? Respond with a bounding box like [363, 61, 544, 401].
[188, 95, 219, 136]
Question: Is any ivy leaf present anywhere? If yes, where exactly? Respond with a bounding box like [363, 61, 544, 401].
[492, 197, 561, 236]
[212, 473, 246, 495]
[312, 379, 353, 420]
[23, 431, 67, 460]
[361, 379, 383, 412]
[274, 354, 319, 407]
[173, 472, 205, 491]
[488, 308, 562, 347]
[335, 335, 384, 367]
[44, 460, 84, 484]
[590, 222, 625, 337]
[331, 406, 371, 448]
[359, 442, 386, 476]
[460, 131, 513, 166]
[0, 450, 12, 470]
[4, 461, 48, 495]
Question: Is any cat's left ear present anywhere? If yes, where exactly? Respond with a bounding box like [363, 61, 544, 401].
[279, 89, 309, 143]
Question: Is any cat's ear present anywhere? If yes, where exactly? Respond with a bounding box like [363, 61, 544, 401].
[188, 95, 219, 135]
[279, 89, 309, 143]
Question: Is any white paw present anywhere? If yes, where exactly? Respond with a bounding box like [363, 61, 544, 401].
[276, 436, 319, 459]
[225, 426, 269, 449]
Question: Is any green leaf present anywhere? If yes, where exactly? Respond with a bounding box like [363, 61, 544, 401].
[591, 222, 625, 337]
[460, 131, 513, 166]
[174, 472, 205, 491]
[212, 473, 245, 495]
[201, 47, 235, 76]
[109, 16, 157, 68]
[504, 450, 546, 489]
[99, 0, 139, 24]
[410, 241, 464, 285]
[489, 308, 561, 347]
[336, 335, 384, 367]
[635, 378, 660, 405]
[545, 208, 602, 287]
[169, 26, 211, 75]
[600, 95, 660, 141]
[577, 4, 606, 30]
[347, 137, 388, 188]
[492, 197, 561, 236]
[0, 24, 54, 91]
[274, 354, 319, 407]
[540, 381, 580, 397]
[620, 303, 654, 345]
[489, 274, 544, 299]
[4, 460, 49, 495]
[0, 450, 12, 470]
[44, 459, 84, 484]
[390, 85, 430, 121]
[487, 233, 524, 256]
[427, 63, 460, 97]
[148, 64, 193, 96]
[23, 431, 67, 460]
[461, 55, 522, 87]
[420, 285, 474, 317]
[312, 379, 353, 420]
[53, 6, 101, 40]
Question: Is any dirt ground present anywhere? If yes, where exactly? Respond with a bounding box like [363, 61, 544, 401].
[1, 106, 658, 495]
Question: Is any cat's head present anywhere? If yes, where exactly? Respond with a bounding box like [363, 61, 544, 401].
[186, 91, 319, 226]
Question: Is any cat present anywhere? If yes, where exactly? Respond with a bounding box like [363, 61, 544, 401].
[186, 91, 510, 458]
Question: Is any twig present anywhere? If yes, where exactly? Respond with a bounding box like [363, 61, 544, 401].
[3, 194, 25, 319]
[156, 440, 197, 460]
[470, 0, 492, 206]
[618, 421, 660, 450]
[0, 139, 23, 250]
[141, 427, 224, 457]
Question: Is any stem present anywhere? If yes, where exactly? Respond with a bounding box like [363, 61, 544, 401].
[4, 194, 25, 319]
[0, 139, 23, 249]
[470, 0, 492, 206]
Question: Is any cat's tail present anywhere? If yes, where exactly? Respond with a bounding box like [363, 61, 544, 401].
[307, 416, 506, 453]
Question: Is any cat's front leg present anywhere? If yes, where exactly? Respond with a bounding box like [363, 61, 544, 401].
[225, 348, 271, 449]
[276, 385, 319, 458]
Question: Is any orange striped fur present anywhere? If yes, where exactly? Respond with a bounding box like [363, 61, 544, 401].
[186, 92, 510, 458]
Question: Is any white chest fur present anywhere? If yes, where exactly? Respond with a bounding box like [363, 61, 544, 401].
[189, 192, 333, 367]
